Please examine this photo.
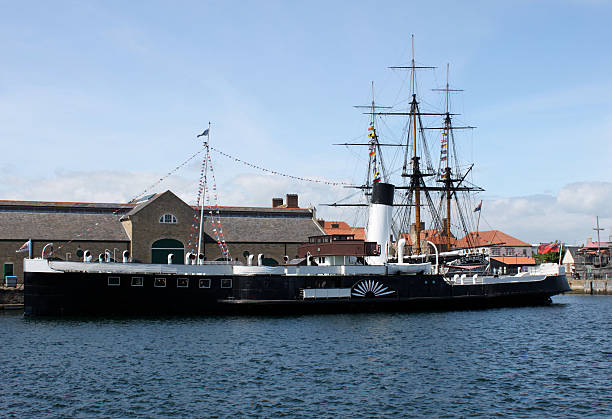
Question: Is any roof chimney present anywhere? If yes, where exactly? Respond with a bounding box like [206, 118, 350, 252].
[272, 198, 283, 208]
[286, 194, 298, 208]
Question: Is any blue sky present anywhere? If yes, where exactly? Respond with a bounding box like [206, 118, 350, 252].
[1, 0, 611, 244]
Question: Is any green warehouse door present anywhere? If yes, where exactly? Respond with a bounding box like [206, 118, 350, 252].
[151, 239, 184, 264]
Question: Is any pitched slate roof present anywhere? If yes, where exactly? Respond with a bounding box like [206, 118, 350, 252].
[0, 212, 129, 241]
[0, 199, 133, 213]
[0, 193, 323, 244]
[120, 192, 180, 220]
[455, 230, 530, 249]
[202, 216, 323, 243]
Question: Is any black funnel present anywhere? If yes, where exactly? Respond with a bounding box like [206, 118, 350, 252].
[371, 183, 395, 205]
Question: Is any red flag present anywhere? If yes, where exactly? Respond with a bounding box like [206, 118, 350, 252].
[538, 243, 560, 254]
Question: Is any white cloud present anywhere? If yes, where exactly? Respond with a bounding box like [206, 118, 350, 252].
[482, 182, 612, 245]
[557, 182, 612, 214]
[2, 169, 610, 246]
[0, 169, 198, 204]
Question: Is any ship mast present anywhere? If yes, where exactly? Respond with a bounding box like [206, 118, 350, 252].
[410, 38, 422, 254]
[431, 65, 479, 250]
[444, 65, 451, 243]
[437, 64, 462, 248]
[335, 37, 483, 255]
[386, 35, 436, 254]
[349, 83, 393, 201]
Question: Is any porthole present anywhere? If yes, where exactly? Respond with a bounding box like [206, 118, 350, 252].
[154, 277, 166, 288]
[108, 276, 120, 286]
[221, 278, 232, 289]
[131, 277, 143, 287]
[177, 277, 189, 288]
[199, 278, 211, 289]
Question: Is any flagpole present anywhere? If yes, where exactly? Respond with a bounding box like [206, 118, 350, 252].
[28, 238, 32, 259]
[476, 201, 482, 235]
[197, 122, 211, 263]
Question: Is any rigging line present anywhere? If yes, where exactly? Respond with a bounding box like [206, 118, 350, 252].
[205, 152, 231, 259]
[128, 147, 207, 204]
[209, 146, 349, 186]
[389, 70, 411, 108]
[332, 189, 365, 204]
[53, 146, 207, 256]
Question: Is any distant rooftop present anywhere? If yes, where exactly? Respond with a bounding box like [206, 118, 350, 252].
[455, 230, 530, 249]
[318, 220, 365, 240]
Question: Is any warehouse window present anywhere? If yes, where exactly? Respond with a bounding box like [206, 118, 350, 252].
[159, 213, 177, 224]
[4, 263, 14, 278]
[177, 278, 189, 288]
[199, 278, 211, 288]
[131, 277, 143, 287]
[154, 278, 166, 288]
[221, 279, 232, 289]
[108, 276, 120, 286]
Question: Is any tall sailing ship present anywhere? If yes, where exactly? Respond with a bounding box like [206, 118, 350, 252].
[337, 36, 487, 267]
[23, 40, 570, 316]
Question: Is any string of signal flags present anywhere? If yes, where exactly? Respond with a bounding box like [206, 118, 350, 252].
[208, 146, 349, 186]
[49, 132, 348, 256]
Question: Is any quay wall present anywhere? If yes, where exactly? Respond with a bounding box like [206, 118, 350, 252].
[568, 279, 612, 295]
[0, 288, 24, 305]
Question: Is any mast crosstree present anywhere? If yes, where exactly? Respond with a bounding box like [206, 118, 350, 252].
[334, 35, 483, 255]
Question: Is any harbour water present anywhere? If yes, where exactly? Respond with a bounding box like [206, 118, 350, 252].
[1, 295, 611, 417]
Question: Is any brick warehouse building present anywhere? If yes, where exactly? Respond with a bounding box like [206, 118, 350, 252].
[0, 191, 324, 284]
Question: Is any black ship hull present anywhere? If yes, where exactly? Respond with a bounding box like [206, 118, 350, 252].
[24, 269, 570, 317]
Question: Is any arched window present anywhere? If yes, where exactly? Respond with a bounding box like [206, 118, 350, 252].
[159, 213, 177, 224]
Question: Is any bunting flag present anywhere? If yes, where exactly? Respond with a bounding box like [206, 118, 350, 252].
[473, 201, 482, 212]
[440, 131, 449, 167]
[53, 132, 349, 259]
[369, 150, 376, 157]
[210, 146, 348, 186]
[197, 128, 210, 138]
[368, 131, 376, 138]
[187, 144, 231, 259]
[53, 146, 208, 256]
[368, 126, 375, 131]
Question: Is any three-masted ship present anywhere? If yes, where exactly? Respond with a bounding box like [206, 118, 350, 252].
[337, 36, 486, 264]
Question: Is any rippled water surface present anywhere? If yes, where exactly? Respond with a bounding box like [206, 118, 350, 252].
[2, 295, 612, 417]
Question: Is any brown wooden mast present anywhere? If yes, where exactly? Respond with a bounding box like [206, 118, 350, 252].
[410, 37, 422, 254]
[444, 64, 452, 247]
[431, 64, 476, 250]
[345, 37, 484, 255]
